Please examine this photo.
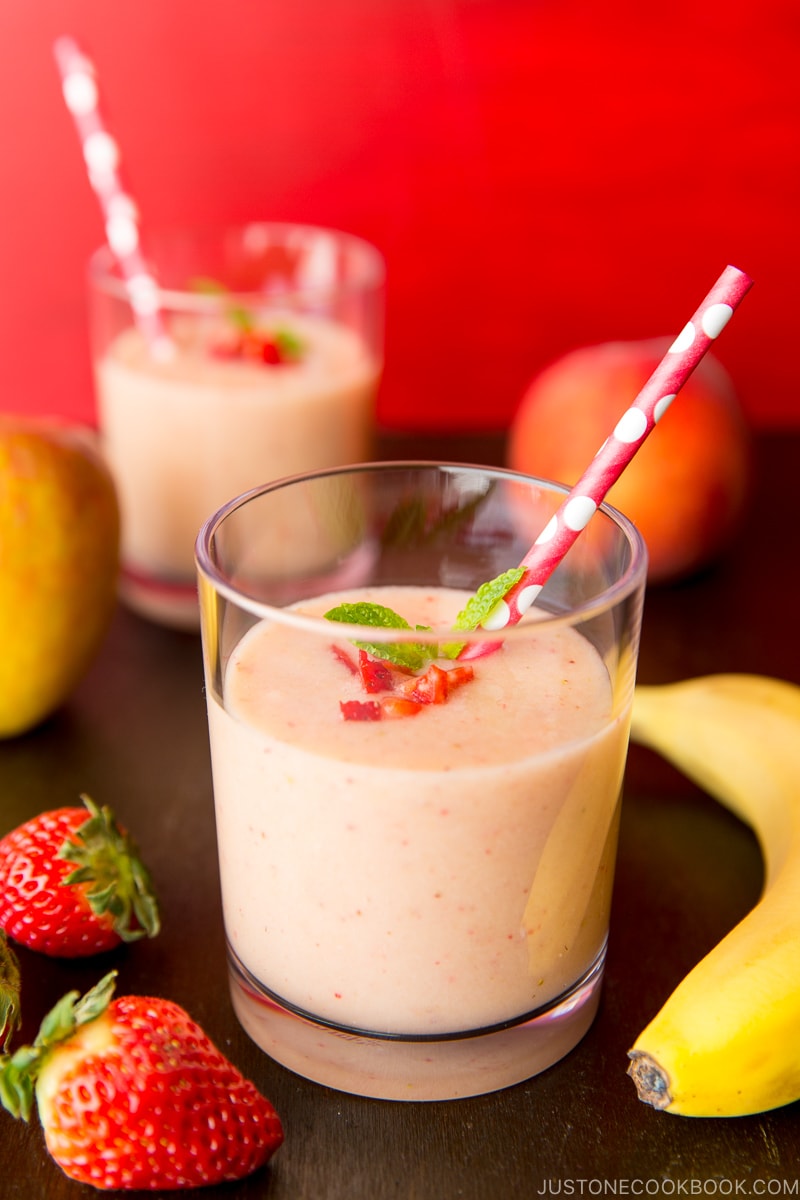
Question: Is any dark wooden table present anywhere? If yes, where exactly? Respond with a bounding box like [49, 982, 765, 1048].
[2, 432, 799, 1198]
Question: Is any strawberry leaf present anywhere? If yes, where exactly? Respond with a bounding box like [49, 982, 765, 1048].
[58, 795, 161, 944]
[0, 932, 21, 1053]
[0, 971, 117, 1122]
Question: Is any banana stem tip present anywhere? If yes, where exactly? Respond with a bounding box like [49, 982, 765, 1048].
[627, 1051, 673, 1110]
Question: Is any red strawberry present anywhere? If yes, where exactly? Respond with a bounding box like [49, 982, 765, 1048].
[379, 696, 423, 719]
[0, 931, 21, 1051]
[340, 699, 382, 721]
[0, 794, 160, 957]
[357, 649, 395, 693]
[337, 653, 476, 720]
[398, 662, 451, 705]
[0, 971, 283, 1190]
[441, 665, 475, 692]
[210, 327, 302, 366]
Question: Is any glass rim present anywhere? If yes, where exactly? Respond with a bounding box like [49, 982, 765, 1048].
[87, 220, 386, 309]
[194, 461, 648, 643]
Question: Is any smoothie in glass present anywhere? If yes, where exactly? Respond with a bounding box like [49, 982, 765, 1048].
[89, 224, 384, 629]
[196, 464, 647, 1100]
[210, 586, 627, 1028]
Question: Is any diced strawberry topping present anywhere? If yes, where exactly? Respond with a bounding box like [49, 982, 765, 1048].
[358, 649, 396, 693]
[442, 664, 474, 691]
[208, 330, 296, 366]
[398, 662, 450, 705]
[395, 662, 474, 706]
[380, 696, 423, 718]
[340, 700, 382, 721]
[336, 653, 475, 721]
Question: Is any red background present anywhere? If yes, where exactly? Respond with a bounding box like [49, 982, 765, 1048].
[1, 0, 798, 433]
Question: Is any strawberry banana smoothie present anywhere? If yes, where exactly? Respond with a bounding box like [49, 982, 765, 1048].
[206, 585, 632, 1099]
[95, 315, 380, 628]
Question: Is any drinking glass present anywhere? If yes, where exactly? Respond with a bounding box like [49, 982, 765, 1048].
[196, 462, 647, 1100]
[89, 222, 384, 629]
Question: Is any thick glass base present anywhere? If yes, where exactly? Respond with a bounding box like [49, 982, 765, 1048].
[228, 946, 605, 1101]
[118, 566, 200, 631]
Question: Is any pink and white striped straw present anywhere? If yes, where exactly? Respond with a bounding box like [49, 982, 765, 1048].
[53, 36, 173, 360]
[461, 264, 754, 658]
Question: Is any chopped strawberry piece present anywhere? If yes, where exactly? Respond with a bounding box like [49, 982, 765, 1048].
[380, 696, 423, 718]
[331, 644, 358, 674]
[340, 699, 382, 721]
[208, 330, 294, 366]
[238, 332, 262, 360]
[442, 664, 474, 691]
[398, 663, 450, 705]
[331, 645, 475, 722]
[358, 649, 396, 693]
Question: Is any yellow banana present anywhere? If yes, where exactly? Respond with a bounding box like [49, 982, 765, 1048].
[626, 673, 800, 1117]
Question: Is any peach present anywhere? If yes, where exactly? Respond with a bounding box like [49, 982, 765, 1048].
[507, 338, 752, 584]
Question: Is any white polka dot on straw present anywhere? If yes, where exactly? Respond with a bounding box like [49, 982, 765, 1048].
[53, 36, 173, 358]
[462, 265, 754, 657]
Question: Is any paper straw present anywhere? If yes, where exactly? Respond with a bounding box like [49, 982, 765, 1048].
[53, 36, 173, 360]
[461, 264, 754, 658]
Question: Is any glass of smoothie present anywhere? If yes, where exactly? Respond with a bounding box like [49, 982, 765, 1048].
[88, 222, 384, 630]
[195, 462, 647, 1101]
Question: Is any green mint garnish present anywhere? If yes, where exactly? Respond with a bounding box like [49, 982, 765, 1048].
[189, 276, 227, 295]
[274, 328, 304, 360]
[189, 278, 254, 332]
[189, 278, 307, 357]
[324, 602, 431, 671]
[190, 278, 307, 358]
[326, 567, 524, 667]
[441, 566, 525, 658]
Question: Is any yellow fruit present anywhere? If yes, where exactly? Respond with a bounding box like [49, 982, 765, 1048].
[0, 416, 120, 737]
[627, 675, 800, 1116]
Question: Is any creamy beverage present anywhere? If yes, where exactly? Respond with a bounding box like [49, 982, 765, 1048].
[95, 316, 380, 627]
[196, 462, 647, 1099]
[89, 223, 385, 629]
[206, 585, 632, 1094]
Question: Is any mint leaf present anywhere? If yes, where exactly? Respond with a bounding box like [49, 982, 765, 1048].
[324, 602, 409, 630]
[453, 567, 525, 631]
[188, 277, 255, 334]
[189, 276, 227, 295]
[227, 305, 255, 333]
[275, 327, 304, 360]
[0, 931, 21, 1053]
[441, 567, 525, 658]
[324, 603, 431, 671]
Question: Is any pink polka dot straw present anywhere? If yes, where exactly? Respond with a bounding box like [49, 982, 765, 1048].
[461, 264, 754, 659]
[53, 36, 173, 360]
